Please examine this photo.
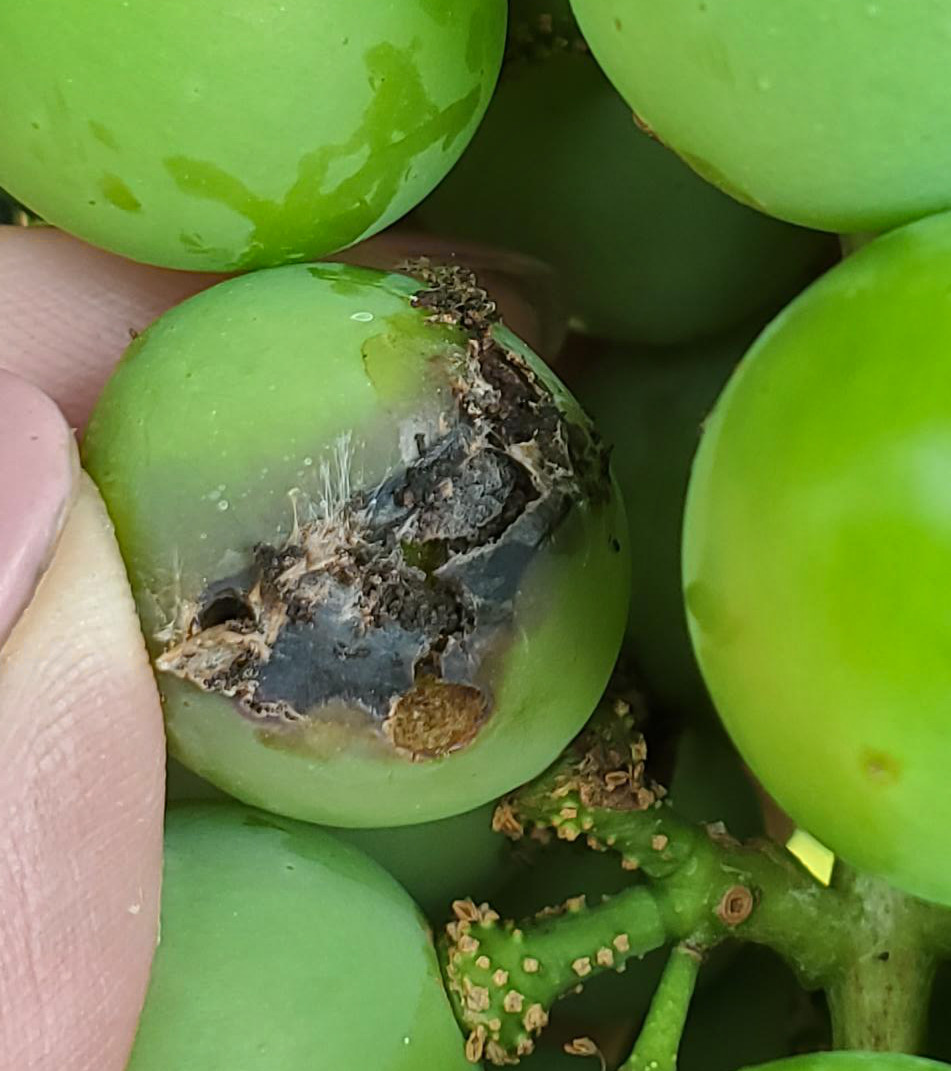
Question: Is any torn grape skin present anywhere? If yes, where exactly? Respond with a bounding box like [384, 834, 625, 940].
[158, 264, 610, 761]
[83, 260, 630, 826]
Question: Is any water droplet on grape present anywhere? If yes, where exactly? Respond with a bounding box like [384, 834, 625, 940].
[351, 311, 374, 323]
[217, 499, 230, 511]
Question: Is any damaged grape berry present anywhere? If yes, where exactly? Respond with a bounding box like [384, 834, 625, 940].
[83, 261, 629, 827]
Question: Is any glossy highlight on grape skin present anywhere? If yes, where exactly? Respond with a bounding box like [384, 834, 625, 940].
[126, 804, 476, 1070]
[683, 211, 951, 906]
[570, 0, 951, 232]
[0, 0, 505, 270]
[82, 262, 629, 828]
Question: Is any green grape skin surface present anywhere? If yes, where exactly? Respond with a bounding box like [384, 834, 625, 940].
[125, 803, 476, 1070]
[570, 0, 951, 233]
[743, 1056, 950, 1071]
[566, 326, 752, 717]
[0, 0, 504, 270]
[683, 211, 951, 906]
[82, 262, 630, 828]
[415, 41, 832, 346]
[329, 802, 513, 923]
[165, 758, 513, 922]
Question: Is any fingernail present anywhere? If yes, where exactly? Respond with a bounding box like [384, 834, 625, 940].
[0, 370, 78, 647]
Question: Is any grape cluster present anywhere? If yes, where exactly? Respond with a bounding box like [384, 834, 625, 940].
[3, 1, 951, 1070]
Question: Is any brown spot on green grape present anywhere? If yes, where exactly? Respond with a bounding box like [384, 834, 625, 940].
[154, 263, 611, 763]
[83, 256, 627, 826]
[862, 748, 902, 786]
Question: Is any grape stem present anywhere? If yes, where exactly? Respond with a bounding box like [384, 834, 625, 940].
[619, 942, 702, 1071]
[438, 699, 951, 1065]
[825, 866, 945, 1053]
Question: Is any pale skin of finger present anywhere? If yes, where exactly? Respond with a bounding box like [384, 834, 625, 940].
[0, 371, 78, 647]
[0, 470, 165, 1071]
[0, 226, 223, 431]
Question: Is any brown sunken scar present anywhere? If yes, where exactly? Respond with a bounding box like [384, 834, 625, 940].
[156, 260, 611, 760]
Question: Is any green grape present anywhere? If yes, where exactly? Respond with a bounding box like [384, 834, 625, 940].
[570, 0, 951, 233]
[742, 1057, 949, 1071]
[415, 12, 832, 346]
[0, 0, 504, 270]
[683, 211, 951, 906]
[566, 326, 753, 717]
[331, 803, 513, 922]
[166, 759, 513, 921]
[126, 803, 475, 1070]
[83, 262, 629, 827]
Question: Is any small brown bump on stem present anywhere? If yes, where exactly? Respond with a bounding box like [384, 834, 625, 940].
[485, 1040, 509, 1065]
[651, 834, 669, 851]
[476, 955, 491, 970]
[621, 856, 640, 871]
[503, 990, 525, 1014]
[572, 956, 593, 977]
[488, 1018, 502, 1034]
[596, 946, 615, 967]
[492, 969, 509, 986]
[613, 933, 631, 953]
[466, 1025, 487, 1062]
[522, 957, 540, 974]
[458, 934, 481, 954]
[566, 1037, 602, 1059]
[453, 899, 482, 923]
[492, 801, 524, 839]
[523, 1004, 549, 1032]
[464, 984, 491, 1013]
[717, 884, 755, 927]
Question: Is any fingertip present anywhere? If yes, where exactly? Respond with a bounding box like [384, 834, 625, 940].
[0, 369, 78, 648]
[0, 473, 165, 1071]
